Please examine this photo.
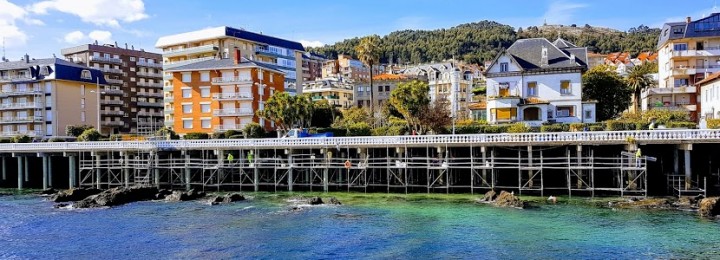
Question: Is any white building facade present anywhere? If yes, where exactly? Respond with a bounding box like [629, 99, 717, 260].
[400, 62, 474, 119]
[484, 38, 596, 126]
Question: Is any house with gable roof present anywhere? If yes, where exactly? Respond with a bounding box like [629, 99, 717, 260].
[484, 38, 596, 126]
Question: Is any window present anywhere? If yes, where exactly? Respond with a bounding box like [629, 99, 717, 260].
[258, 70, 263, 80]
[557, 106, 575, 117]
[201, 119, 211, 129]
[673, 43, 688, 51]
[81, 98, 85, 109]
[183, 119, 193, 129]
[378, 85, 383, 92]
[674, 79, 689, 87]
[80, 70, 92, 79]
[200, 72, 210, 82]
[81, 111, 86, 122]
[182, 88, 192, 98]
[201, 103, 210, 113]
[130, 57, 136, 62]
[40, 66, 49, 76]
[491, 108, 517, 121]
[500, 62, 509, 72]
[385, 85, 390, 92]
[585, 110, 593, 119]
[560, 81, 571, 95]
[527, 82, 537, 97]
[182, 104, 192, 113]
[269, 73, 273, 83]
[523, 107, 540, 121]
[200, 87, 210, 98]
[182, 73, 191, 82]
[498, 82, 510, 97]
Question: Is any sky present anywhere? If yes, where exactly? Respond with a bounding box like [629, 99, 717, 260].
[0, 0, 718, 60]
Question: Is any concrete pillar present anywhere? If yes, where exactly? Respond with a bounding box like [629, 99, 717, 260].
[42, 156, 48, 190]
[527, 146, 533, 188]
[481, 146, 487, 187]
[684, 150, 692, 190]
[673, 148, 679, 175]
[95, 154, 101, 189]
[69, 155, 76, 189]
[2, 157, 6, 181]
[323, 152, 330, 193]
[123, 154, 130, 188]
[16, 156, 23, 190]
[576, 145, 583, 189]
[47, 156, 52, 188]
[24, 156, 29, 182]
[154, 153, 160, 188]
[184, 154, 191, 191]
[217, 150, 224, 190]
[287, 154, 293, 192]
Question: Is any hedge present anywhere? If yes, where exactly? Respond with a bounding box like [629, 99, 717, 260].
[184, 132, 209, 140]
[666, 121, 696, 129]
[540, 124, 564, 132]
[707, 119, 720, 129]
[346, 122, 372, 136]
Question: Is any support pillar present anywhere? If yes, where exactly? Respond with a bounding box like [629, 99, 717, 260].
[24, 155, 29, 182]
[2, 157, 6, 181]
[576, 145, 583, 189]
[673, 148, 679, 175]
[154, 152, 160, 189]
[184, 154, 191, 191]
[42, 155, 48, 190]
[527, 146, 533, 188]
[123, 153, 130, 188]
[95, 153, 101, 189]
[17, 156, 23, 190]
[47, 156, 52, 188]
[287, 152, 293, 192]
[684, 149, 692, 190]
[68, 155, 76, 189]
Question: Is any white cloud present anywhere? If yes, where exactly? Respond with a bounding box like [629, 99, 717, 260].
[299, 40, 324, 48]
[63, 30, 85, 44]
[0, 0, 29, 47]
[62, 30, 113, 44]
[23, 18, 45, 26]
[29, 0, 148, 27]
[542, 0, 588, 25]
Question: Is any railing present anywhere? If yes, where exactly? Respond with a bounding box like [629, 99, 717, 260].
[136, 61, 162, 68]
[212, 108, 254, 116]
[164, 45, 218, 57]
[0, 130, 43, 137]
[212, 92, 253, 100]
[102, 89, 124, 95]
[0, 89, 43, 96]
[90, 56, 122, 64]
[137, 81, 162, 88]
[106, 78, 123, 85]
[0, 75, 33, 82]
[0, 102, 43, 109]
[100, 100, 124, 105]
[136, 92, 163, 98]
[163, 57, 215, 69]
[137, 111, 163, 117]
[211, 77, 253, 84]
[0, 116, 43, 123]
[255, 46, 294, 59]
[0, 129, 717, 153]
[100, 110, 125, 116]
[137, 71, 163, 78]
[99, 67, 123, 74]
[137, 101, 163, 107]
[215, 124, 248, 131]
[647, 86, 697, 95]
[101, 121, 125, 126]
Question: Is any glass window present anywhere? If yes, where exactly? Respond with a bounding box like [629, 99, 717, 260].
[201, 119, 211, 129]
[527, 82, 537, 96]
[201, 104, 210, 113]
[183, 119, 192, 129]
[200, 87, 210, 98]
[585, 110, 593, 119]
[557, 106, 575, 117]
[200, 72, 210, 82]
[182, 89, 192, 98]
[500, 62, 509, 72]
[182, 104, 192, 113]
[560, 81, 571, 95]
[182, 73, 191, 82]
[673, 43, 688, 51]
[385, 85, 390, 92]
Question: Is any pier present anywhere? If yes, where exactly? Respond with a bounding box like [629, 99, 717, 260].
[1, 129, 719, 197]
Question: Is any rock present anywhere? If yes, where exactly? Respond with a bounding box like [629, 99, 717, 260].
[481, 190, 497, 202]
[307, 197, 324, 205]
[699, 197, 720, 218]
[53, 203, 69, 208]
[41, 188, 57, 195]
[164, 189, 206, 202]
[154, 189, 173, 200]
[51, 188, 102, 202]
[612, 198, 672, 210]
[73, 186, 159, 208]
[223, 193, 245, 203]
[494, 190, 525, 208]
[327, 197, 342, 205]
[207, 196, 224, 205]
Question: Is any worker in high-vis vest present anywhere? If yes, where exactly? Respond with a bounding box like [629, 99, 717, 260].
[227, 153, 234, 164]
[635, 148, 642, 167]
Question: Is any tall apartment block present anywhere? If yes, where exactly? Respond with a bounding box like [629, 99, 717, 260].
[165, 51, 285, 135]
[302, 52, 326, 82]
[0, 56, 105, 138]
[62, 43, 164, 134]
[155, 26, 305, 129]
[653, 14, 720, 121]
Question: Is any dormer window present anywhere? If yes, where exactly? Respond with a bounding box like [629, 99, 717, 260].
[40, 66, 49, 76]
[81, 69, 92, 79]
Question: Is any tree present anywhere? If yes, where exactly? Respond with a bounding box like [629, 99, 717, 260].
[333, 107, 370, 128]
[419, 98, 451, 134]
[389, 80, 431, 133]
[65, 125, 94, 137]
[296, 94, 315, 128]
[257, 92, 310, 134]
[310, 99, 337, 128]
[355, 35, 381, 119]
[242, 123, 265, 139]
[626, 62, 658, 113]
[582, 65, 632, 120]
[156, 127, 179, 140]
[77, 128, 101, 142]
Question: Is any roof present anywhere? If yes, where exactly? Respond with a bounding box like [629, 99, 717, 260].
[166, 58, 284, 74]
[605, 52, 631, 64]
[695, 71, 720, 86]
[636, 52, 658, 62]
[155, 26, 304, 51]
[373, 73, 408, 81]
[468, 101, 486, 110]
[0, 58, 106, 84]
[552, 38, 577, 48]
[658, 14, 720, 48]
[500, 38, 587, 71]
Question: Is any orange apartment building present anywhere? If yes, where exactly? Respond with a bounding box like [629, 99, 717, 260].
[166, 50, 284, 135]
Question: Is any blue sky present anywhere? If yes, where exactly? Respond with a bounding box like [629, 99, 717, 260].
[0, 0, 717, 60]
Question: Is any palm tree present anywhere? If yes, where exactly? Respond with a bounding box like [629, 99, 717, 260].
[355, 35, 381, 120]
[626, 63, 657, 113]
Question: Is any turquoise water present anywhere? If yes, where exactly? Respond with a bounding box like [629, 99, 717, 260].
[0, 195, 719, 259]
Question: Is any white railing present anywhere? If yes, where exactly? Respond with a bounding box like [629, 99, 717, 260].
[136, 61, 162, 68]
[163, 57, 215, 69]
[215, 124, 248, 131]
[0, 102, 43, 109]
[0, 130, 43, 137]
[212, 92, 253, 100]
[100, 110, 125, 116]
[106, 78, 124, 84]
[211, 77, 253, 84]
[99, 67, 123, 74]
[0, 116, 43, 122]
[90, 56, 122, 64]
[100, 100, 124, 105]
[137, 71, 163, 78]
[0, 88, 43, 96]
[164, 45, 217, 57]
[213, 108, 254, 116]
[136, 92, 163, 98]
[137, 81, 162, 88]
[0, 75, 33, 82]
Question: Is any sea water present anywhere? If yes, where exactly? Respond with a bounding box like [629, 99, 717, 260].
[0, 195, 718, 259]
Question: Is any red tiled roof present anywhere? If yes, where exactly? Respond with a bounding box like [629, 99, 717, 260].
[695, 71, 720, 86]
[373, 73, 408, 80]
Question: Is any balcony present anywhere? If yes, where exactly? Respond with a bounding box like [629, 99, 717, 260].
[99, 67, 123, 74]
[136, 61, 162, 69]
[212, 92, 253, 101]
[670, 48, 720, 58]
[164, 107, 174, 114]
[0, 116, 44, 123]
[213, 108, 254, 117]
[211, 77, 253, 85]
[647, 86, 697, 95]
[137, 71, 163, 78]
[0, 102, 43, 110]
[102, 89, 124, 96]
[0, 75, 33, 83]
[163, 85, 174, 92]
[106, 78, 124, 85]
[100, 110, 125, 116]
[136, 92, 163, 98]
[137, 81, 163, 88]
[215, 124, 248, 131]
[101, 121, 125, 127]
[163, 57, 215, 70]
[137, 111, 163, 117]
[164, 120, 174, 127]
[0, 130, 43, 137]
[0, 88, 43, 97]
[90, 56, 122, 64]
[137, 101, 163, 108]
[137, 120, 162, 127]
[163, 45, 218, 58]
[100, 100, 124, 106]
[255, 46, 295, 59]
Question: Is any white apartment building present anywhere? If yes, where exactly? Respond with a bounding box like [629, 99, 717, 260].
[400, 62, 474, 119]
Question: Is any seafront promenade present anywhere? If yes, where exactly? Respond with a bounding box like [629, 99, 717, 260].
[0, 129, 718, 197]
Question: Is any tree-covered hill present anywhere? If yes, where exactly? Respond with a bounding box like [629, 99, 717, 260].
[308, 21, 660, 65]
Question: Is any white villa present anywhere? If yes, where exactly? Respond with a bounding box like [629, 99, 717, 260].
[484, 38, 596, 126]
[696, 71, 720, 124]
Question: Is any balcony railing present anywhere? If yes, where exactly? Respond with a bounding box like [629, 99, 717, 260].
[100, 110, 125, 116]
[0, 116, 44, 123]
[137, 71, 163, 78]
[255, 46, 294, 59]
[0, 75, 33, 82]
[212, 92, 253, 100]
[101, 121, 125, 126]
[213, 108, 254, 116]
[647, 86, 697, 95]
[136, 92, 163, 98]
[215, 124, 248, 131]
[163, 45, 218, 57]
[137, 111, 163, 117]
[211, 77, 253, 84]
[106, 78, 124, 85]
[0, 130, 43, 137]
[90, 56, 123, 64]
[163, 57, 215, 69]
[0, 102, 43, 110]
[100, 100, 124, 105]
[137, 101, 163, 107]
[136, 61, 162, 68]
[102, 89, 124, 96]
[99, 67, 123, 74]
[137, 121, 162, 127]
[137, 81, 163, 88]
[0, 89, 43, 97]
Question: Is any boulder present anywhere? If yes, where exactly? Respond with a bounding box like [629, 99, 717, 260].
[165, 189, 206, 202]
[154, 189, 173, 200]
[481, 190, 497, 202]
[494, 191, 525, 208]
[73, 186, 159, 208]
[699, 197, 720, 218]
[51, 188, 102, 202]
[223, 193, 245, 203]
[307, 197, 324, 205]
[327, 197, 342, 205]
[612, 198, 672, 210]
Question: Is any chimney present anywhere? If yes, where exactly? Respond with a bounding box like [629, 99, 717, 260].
[540, 46, 548, 67]
[570, 53, 575, 61]
[687, 17, 692, 23]
[24, 54, 29, 63]
[234, 47, 241, 65]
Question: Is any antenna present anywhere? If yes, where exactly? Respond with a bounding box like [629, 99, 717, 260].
[1, 37, 5, 61]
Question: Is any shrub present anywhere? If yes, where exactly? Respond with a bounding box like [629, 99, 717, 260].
[12, 135, 32, 143]
[184, 132, 209, 140]
[482, 125, 508, 133]
[605, 120, 627, 131]
[0, 138, 12, 143]
[156, 127, 179, 140]
[242, 123, 265, 139]
[455, 125, 482, 134]
[634, 121, 649, 130]
[541, 124, 565, 132]
[346, 122, 372, 136]
[506, 123, 530, 133]
[707, 119, 720, 129]
[224, 130, 242, 139]
[109, 134, 123, 141]
[372, 126, 388, 136]
[48, 137, 66, 142]
[387, 126, 407, 136]
[666, 121, 697, 129]
[589, 125, 604, 131]
[77, 129, 101, 142]
[210, 132, 226, 139]
[65, 125, 94, 137]
[569, 123, 585, 132]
